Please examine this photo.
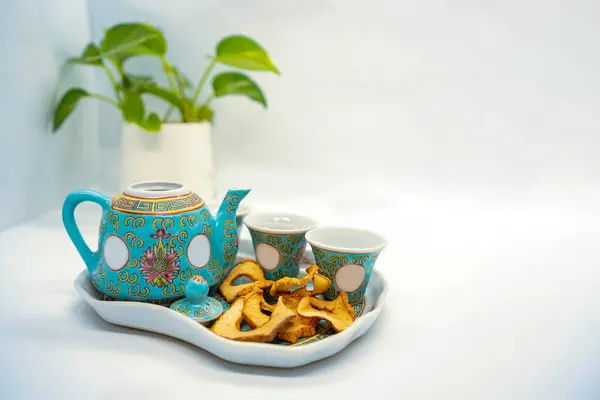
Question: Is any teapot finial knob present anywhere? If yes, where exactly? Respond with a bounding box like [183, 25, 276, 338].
[185, 275, 209, 304]
[170, 273, 223, 325]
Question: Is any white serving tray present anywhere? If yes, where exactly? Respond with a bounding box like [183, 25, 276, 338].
[73, 239, 388, 368]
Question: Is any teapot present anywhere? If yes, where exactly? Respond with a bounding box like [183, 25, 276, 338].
[62, 181, 250, 302]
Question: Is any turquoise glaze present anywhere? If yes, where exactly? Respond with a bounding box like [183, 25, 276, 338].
[311, 247, 380, 304]
[170, 274, 223, 324]
[247, 229, 307, 280]
[62, 181, 250, 301]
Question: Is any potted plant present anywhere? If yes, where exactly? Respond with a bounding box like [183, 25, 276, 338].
[52, 22, 279, 199]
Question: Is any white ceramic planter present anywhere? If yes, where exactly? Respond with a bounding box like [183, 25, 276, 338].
[119, 122, 215, 201]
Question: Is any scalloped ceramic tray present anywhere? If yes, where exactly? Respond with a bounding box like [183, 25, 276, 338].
[73, 239, 388, 368]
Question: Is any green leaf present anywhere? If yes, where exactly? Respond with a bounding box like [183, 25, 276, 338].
[215, 35, 279, 74]
[53, 88, 89, 131]
[141, 84, 185, 111]
[100, 22, 167, 70]
[193, 105, 214, 122]
[212, 72, 267, 107]
[122, 91, 162, 131]
[67, 43, 103, 66]
[120, 73, 183, 109]
[140, 112, 162, 132]
[121, 91, 145, 123]
[101, 23, 167, 56]
[121, 74, 155, 91]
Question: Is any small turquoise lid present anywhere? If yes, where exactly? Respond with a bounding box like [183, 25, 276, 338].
[170, 275, 223, 324]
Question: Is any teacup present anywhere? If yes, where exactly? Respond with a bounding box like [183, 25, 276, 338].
[306, 226, 387, 304]
[243, 212, 318, 280]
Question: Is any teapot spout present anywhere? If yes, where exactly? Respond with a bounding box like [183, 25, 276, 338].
[212, 189, 251, 285]
[216, 189, 251, 220]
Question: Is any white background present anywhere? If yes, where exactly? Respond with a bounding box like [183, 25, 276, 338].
[0, 0, 100, 230]
[88, 0, 600, 193]
[1, 0, 600, 399]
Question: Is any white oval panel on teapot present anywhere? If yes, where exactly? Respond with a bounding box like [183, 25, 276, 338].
[103, 235, 129, 271]
[187, 234, 210, 268]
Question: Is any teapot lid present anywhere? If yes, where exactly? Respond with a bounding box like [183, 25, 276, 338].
[170, 275, 223, 323]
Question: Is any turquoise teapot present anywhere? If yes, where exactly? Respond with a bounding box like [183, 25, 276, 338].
[62, 181, 250, 302]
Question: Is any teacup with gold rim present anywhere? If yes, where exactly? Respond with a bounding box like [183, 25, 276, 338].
[306, 226, 387, 304]
[243, 212, 317, 280]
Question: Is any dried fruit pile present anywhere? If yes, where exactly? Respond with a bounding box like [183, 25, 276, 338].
[211, 260, 356, 343]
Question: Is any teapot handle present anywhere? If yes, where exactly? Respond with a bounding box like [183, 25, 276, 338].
[62, 190, 111, 273]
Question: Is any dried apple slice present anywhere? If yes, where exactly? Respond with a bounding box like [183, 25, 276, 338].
[277, 295, 318, 343]
[292, 265, 331, 296]
[260, 296, 276, 313]
[211, 296, 295, 343]
[269, 265, 331, 297]
[235, 279, 274, 299]
[242, 289, 275, 328]
[218, 260, 270, 303]
[297, 292, 355, 332]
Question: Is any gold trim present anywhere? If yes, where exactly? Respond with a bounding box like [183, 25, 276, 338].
[111, 193, 204, 215]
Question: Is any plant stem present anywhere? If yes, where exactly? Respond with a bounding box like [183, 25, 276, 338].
[102, 65, 121, 102]
[190, 57, 216, 106]
[163, 106, 174, 121]
[160, 57, 186, 120]
[89, 93, 119, 108]
[161, 57, 178, 93]
[172, 71, 185, 98]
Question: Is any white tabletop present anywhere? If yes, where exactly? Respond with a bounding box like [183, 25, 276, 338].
[1, 184, 599, 399]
